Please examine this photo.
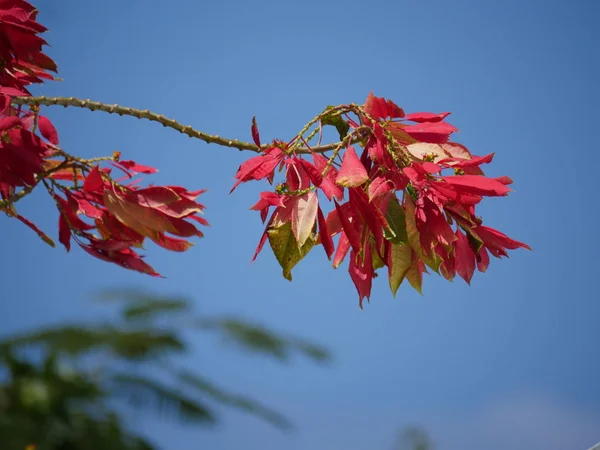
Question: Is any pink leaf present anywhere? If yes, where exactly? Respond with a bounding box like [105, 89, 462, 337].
[404, 112, 451, 123]
[336, 146, 368, 187]
[291, 191, 318, 247]
[441, 175, 512, 197]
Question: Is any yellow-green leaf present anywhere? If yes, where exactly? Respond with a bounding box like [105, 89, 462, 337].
[267, 222, 316, 281]
[406, 253, 423, 295]
[388, 243, 411, 297]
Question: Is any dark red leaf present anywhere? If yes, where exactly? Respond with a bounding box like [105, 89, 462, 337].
[37, 115, 59, 144]
[334, 200, 362, 255]
[251, 116, 261, 147]
[317, 206, 334, 259]
[454, 230, 475, 284]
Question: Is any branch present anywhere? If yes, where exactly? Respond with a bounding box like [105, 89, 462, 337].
[11, 96, 353, 154]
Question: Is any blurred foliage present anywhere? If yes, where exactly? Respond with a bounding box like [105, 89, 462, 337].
[0, 289, 330, 450]
[394, 426, 435, 450]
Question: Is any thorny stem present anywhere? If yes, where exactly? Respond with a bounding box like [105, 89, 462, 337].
[11, 96, 361, 154]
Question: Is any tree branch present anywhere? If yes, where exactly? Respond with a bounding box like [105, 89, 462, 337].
[11, 96, 352, 154]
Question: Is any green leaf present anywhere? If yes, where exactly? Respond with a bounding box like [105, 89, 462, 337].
[322, 105, 350, 140]
[0, 326, 184, 360]
[371, 243, 386, 271]
[178, 371, 291, 429]
[195, 318, 330, 363]
[110, 373, 215, 424]
[121, 299, 190, 322]
[267, 221, 316, 281]
[388, 243, 411, 297]
[463, 226, 484, 253]
[383, 195, 407, 244]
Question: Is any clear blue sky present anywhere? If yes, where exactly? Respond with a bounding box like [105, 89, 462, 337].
[1, 0, 599, 449]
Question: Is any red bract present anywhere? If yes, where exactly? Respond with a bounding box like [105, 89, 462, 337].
[232, 92, 530, 306]
[230, 147, 285, 193]
[0, 0, 57, 95]
[0, 127, 46, 187]
[53, 162, 208, 276]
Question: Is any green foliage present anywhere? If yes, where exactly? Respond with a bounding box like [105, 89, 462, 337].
[0, 289, 331, 449]
[394, 426, 435, 450]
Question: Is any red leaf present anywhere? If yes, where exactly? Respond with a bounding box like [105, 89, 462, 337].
[334, 200, 362, 255]
[0, 94, 10, 113]
[38, 115, 59, 144]
[251, 116, 261, 147]
[477, 246, 490, 272]
[439, 153, 495, 169]
[404, 112, 451, 123]
[58, 213, 71, 251]
[84, 166, 105, 193]
[317, 206, 334, 259]
[348, 187, 386, 252]
[454, 230, 475, 284]
[476, 226, 531, 256]
[404, 121, 458, 144]
[285, 158, 311, 191]
[441, 175, 511, 197]
[348, 247, 373, 308]
[14, 213, 55, 247]
[251, 191, 285, 222]
[368, 176, 393, 202]
[230, 149, 284, 193]
[312, 152, 343, 200]
[0, 87, 28, 96]
[422, 162, 441, 174]
[79, 243, 161, 277]
[151, 234, 193, 252]
[298, 158, 323, 187]
[364, 92, 404, 121]
[55, 196, 94, 232]
[126, 186, 181, 208]
[117, 160, 158, 174]
[336, 146, 368, 187]
[0, 116, 21, 131]
[333, 232, 350, 268]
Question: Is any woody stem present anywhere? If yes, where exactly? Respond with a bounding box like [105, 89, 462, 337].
[10, 96, 353, 154]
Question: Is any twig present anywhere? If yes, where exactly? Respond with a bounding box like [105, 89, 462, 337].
[11, 96, 357, 154]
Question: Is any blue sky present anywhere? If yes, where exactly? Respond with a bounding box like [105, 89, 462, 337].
[1, 0, 599, 449]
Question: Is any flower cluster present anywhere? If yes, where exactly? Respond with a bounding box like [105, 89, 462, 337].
[233, 93, 530, 306]
[1, 1, 207, 276]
